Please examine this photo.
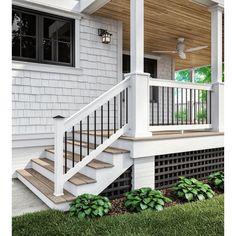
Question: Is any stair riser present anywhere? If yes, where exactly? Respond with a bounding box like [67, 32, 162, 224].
[45, 150, 114, 168]
[65, 142, 117, 162]
[31, 161, 97, 196]
[45, 152, 98, 179]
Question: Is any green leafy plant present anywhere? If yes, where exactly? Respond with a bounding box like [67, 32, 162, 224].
[69, 194, 112, 218]
[208, 171, 224, 190]
[124, 187, 172, 212]
[196, 109, 207, 120]
[175, 110, 187, 121]
[173, 177, 215, 202]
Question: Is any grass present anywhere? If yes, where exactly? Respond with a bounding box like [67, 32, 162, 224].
[12, 195, 224, 236]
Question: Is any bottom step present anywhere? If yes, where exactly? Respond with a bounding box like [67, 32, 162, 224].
[16, 169, 75, 210]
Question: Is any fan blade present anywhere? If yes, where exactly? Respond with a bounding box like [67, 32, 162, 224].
[152, 50, 177, 54]
[185, 46, 208, 53]
[179, 51, 186, 60]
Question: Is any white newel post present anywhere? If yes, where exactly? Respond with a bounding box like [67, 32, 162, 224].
[53, 115, 65, 196]
[210, 4, 224, 132]
[126, 0, 152, 138]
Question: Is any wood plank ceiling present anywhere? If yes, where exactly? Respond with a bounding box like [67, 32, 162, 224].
[94, 0, 224, 70]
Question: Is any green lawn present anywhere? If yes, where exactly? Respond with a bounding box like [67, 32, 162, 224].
[12, 195, 224, 236]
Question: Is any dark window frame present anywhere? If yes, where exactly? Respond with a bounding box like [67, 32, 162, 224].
[12, 6, 75, 67]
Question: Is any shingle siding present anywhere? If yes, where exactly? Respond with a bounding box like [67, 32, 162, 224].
[12, 15, 120, 138]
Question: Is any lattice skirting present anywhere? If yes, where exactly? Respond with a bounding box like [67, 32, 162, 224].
[155, 147, 224, 189]
[101, 167, 132, 199]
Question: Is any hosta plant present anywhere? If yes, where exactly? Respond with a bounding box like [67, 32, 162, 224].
[173, 177, 215, 202]
[208, 171, 224, 190]
[124, 187, 172, 212]
[69, 194, 112, 219]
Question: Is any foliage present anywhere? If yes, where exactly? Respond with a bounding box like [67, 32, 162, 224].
[173, 177, 215, 202]
[124, 187, 172, 212]
[12, 196, 224, 236]
[175, 69, 191, 82]
[208, 171, 224, 190]
[196, 109, 207, 120]
[175, 109, 187, 121]
[69, 194, 112, 218]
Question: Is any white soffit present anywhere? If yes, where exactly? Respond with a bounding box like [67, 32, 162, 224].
[79, 0, 111, 14]
[190, 0, 224, 7]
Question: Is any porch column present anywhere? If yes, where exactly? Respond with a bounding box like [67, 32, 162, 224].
[125, 0, 152, 137]
[210, 4, 224, 132]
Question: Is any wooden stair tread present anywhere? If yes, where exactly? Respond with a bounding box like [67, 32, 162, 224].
[46, 149, 83, 163]
[16, 169, 75, 204]
[46, 150, 113, 169]
[31, 158, 96, 186]
[66, 140, 129, 154]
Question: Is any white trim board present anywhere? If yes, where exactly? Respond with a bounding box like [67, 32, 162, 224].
[129, 134, 224, 158]
[12, 61, 82, 75]
[13, 0, 82, 19]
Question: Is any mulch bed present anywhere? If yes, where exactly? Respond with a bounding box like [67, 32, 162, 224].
[108, 181, 224, 216]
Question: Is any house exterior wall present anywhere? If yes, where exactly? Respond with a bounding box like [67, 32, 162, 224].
[12, 14, 121, 147]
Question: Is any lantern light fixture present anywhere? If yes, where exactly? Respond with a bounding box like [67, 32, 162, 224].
[98, 29, 112, 44]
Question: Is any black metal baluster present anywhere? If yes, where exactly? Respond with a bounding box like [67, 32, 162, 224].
[80, 120, 82, 161]
[172, 87, 174, 125]
[190, 89, 192, 125]
[186, 89, 188, 125]
[167, 87, 169, 125]
[65, 131, 67, 173]
[177, 88, 179, 125]
[194, 89, 196, 124]
[120, 92, 122, 128]
[151, 90, 154, 125]
[206, 91, 208, 124]
[198, 90, 200, 124]
[126, 88, 128, 124]
[114, 97, 116, 133]
[162, 87, 164, 125]
[209, 91, 212, 124]
[202, 90, 204, 124]
[101, 106, 103, 144]
[87, 115, 89, 155]
[108, 101, 110, 138]
[181, 88, 183, 125]
[157, 87, 159, 125]
[94, 110, 96, 147]
[72, 126, 75, 167]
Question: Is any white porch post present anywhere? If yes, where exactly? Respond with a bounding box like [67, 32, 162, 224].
[53, 115, 65, 196]
[125, 0, 152, 137]
[210, 4, 224, 132]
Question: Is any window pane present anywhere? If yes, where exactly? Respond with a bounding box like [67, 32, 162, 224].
[22, 36, 36, 58]
[12, 34, 20, 57]
[58, 42, 70, 63]
[12, 11, 21, 35]
[21, 13, 36, 36]
[43, 39, 52, 61]
[44, 18, 57, 40]
[58, 22, 71, 42]
[43, 39, 57, 61]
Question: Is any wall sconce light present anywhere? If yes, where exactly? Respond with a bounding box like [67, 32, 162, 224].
[98, 29, 112, 44]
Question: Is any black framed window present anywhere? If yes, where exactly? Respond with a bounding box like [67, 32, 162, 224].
[12, 6, 74, 66]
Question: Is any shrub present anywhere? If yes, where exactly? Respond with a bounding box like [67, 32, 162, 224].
[173, 177, 214, 202]
[208, 171, 224, 190]
[69, 194, 112, 218]
[124, 187, 172, 212]
[175, 110, 187, 121]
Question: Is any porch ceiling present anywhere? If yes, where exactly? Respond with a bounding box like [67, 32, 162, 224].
[94, 0, 224, 71]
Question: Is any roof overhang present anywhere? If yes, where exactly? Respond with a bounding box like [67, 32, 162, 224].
[79, 0, 111, 14]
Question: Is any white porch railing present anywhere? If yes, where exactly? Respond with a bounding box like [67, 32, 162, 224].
[53, 76, 131, 196]
[149, 78, 213, 132]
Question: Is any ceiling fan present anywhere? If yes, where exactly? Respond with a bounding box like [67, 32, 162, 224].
[152, 38, 208, 60]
